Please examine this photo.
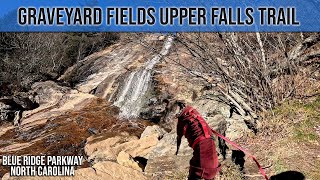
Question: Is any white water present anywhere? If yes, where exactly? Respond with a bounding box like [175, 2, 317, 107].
[114, 36, 174, 118]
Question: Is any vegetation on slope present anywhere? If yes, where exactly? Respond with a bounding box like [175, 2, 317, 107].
[0, 33, 119, 97]
[239, 96, 320, 179]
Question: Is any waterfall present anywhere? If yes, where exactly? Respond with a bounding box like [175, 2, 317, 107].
[114, 36, 174, 118]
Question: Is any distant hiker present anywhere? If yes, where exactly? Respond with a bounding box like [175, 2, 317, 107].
[175, 101, 220, 180]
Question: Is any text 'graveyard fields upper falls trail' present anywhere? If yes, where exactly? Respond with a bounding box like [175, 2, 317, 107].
[1, 33, 320, 179]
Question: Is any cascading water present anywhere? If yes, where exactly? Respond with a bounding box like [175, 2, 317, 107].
[114, 36, 174, 118]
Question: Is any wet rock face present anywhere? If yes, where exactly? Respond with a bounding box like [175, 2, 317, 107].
[112, 36, 174, 119]
[140, 98, 167, 123]
[0, 97, 150, 177]
[139, 95, 179, 128]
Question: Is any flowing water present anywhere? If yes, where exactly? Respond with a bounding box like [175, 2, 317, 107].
[113, 36, 174, 118]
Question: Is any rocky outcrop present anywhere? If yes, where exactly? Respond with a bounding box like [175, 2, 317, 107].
[19, 81, 96, 130]
[81, 124, 192, 179]
[192, 97, 251, 141]
[0, 34, 173, 179]
[85, 133, 159, 164]
[85, 135, 139, 162]
[146, 132, 191, 159]
[78, 124, 192, 179]
[0, 94, 38, 124]
[144, 131, 192, 178]
[30, 81, 70, 106]
[140, 125, 167, 139]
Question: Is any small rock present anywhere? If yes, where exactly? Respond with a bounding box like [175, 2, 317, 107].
[147, 98, 158, 106]
[117, 151, 142, 171]
[158, 35, 166, 41]
[88, 127, 99, 135]
[315, 125, 320, 136]
[140, 125, 166, 139]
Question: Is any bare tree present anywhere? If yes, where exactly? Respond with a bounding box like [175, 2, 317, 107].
[0, 32, 120, 96]
[175, 32, 320, 123]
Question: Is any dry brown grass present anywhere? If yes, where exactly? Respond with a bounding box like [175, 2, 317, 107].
[218, 160, 244, 180]
[239, 96, 320, 179]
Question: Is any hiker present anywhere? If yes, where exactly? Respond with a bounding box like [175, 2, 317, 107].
[174, 100, 269, 180]
[175, 101, 220, 180]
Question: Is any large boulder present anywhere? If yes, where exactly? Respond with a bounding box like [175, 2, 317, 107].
[142, 128, 192, 178]
[193, 97, 251, 141]
[20, 81, 96, 129]
[30, 81, 70, 106]
[115, 134, 159, 158]
[140, 125, 166, 139]
[85, 135, 139, 162]
[85, 133, 159, 164]
[146, 132, 191, 159]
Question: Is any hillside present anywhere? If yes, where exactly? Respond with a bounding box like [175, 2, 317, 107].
[242, 97, 320, 179]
